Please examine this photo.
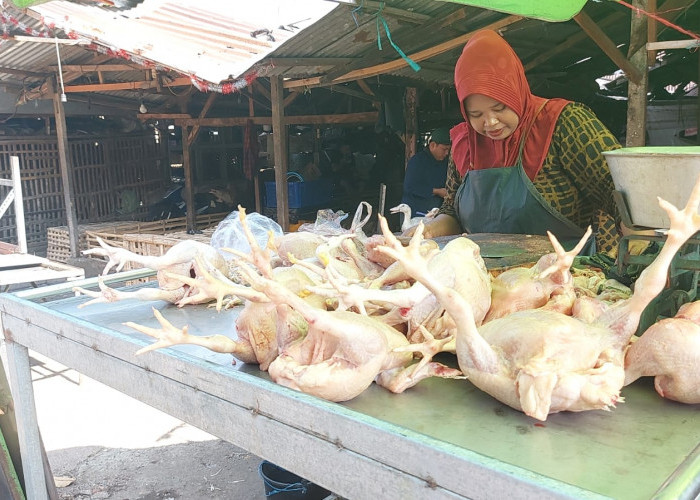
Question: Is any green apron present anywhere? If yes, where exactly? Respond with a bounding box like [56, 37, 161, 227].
[455, 154, 595, 255]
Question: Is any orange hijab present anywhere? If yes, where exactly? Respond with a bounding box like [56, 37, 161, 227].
[450, 30, 570, 179]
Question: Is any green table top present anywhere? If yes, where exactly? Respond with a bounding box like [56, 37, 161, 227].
[37, 287, 700, 500]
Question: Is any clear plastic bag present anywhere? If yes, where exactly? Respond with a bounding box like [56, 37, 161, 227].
[297, 209, 349, 236]
[297, 202, 372, 238]
[210, 211, 283, 259]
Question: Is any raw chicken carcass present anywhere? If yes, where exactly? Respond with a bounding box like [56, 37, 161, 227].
[374, 175, 700, 420]
[126, 209, 326, 369]
[324, 236, 492, 341]
[125, 263, 319, 370]
[233, 260, 462, 401]
[270, 231, 327, 266]
[74, 237, 228, 307]
[483, 227, 591, 322]
[624, 300, 700, 404]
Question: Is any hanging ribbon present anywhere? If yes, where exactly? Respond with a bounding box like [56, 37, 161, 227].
[351, 0, 364, 27]
[375, 2, 420, 72]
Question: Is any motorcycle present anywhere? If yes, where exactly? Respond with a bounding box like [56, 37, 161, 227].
[146, 183, 227, 221]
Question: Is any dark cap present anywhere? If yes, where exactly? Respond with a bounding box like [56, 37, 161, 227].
[429, 127, 451, 145]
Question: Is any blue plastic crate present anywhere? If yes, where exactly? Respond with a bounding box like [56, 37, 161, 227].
[264, 179, 333, 209]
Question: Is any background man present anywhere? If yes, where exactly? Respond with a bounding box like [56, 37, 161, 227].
[401, 127, 451, 216]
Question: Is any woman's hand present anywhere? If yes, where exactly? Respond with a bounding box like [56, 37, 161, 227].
[401, 214, 462, 239]
[432, 187, 447, 199]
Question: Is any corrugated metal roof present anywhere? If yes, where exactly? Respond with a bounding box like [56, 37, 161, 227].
[261, 2, 511, 86]
[0, 0, 696, 120]
[31, 0, 338, 83]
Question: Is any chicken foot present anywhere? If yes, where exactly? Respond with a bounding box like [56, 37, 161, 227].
[126, 307, 255, 362]
[73, 276, 187, 308]
[376, 326, 464, 393]
[375, 218, 501, 373]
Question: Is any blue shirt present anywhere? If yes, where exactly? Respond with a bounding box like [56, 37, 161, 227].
[401, 149, 448, 215]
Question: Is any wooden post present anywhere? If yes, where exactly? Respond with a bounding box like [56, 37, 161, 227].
[313, 125, 321, 172]
[270, 76, 289, 231]
[248, 83, 255, 117]
[181, 125, 196, 232]
[404, 87, 418, 168]
[625, 0, 649, 147]
[51, 79, 80, 258]
[647, 0, 657, 67]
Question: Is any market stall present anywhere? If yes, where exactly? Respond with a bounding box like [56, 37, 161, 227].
[1, 268, 699, 500]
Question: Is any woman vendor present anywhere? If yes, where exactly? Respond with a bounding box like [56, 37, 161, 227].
[412, 29, 622, 256]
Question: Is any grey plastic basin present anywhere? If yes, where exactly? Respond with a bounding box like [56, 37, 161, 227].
[604, 146, 700, 229]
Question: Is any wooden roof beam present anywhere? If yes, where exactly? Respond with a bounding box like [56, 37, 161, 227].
[356, 79, 375, 96]
[252, 80, 271, 101]
[62, 55, 116, 84]
[137, 113, 192, 120]
[284, 15, 522, 90]
[523, 11, 626, 72]
[335, 1, 431, 24]
[52, 64, 146, 72]
[63, 77, 191, 93]
[327, 84, 380, 104]
[264, 57, 357, 67]
[573, 10, 643, 84]
[173, 111, 378, 127]
[188, 92, 218, 143]
[0, 67, 50, 78]
[283, 91, 301, 108]
[630, 0, 696, 54]
[319, 5, 473, 84]
[647, 39, 700, 49]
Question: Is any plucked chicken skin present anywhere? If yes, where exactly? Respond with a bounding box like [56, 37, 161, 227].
[74, 237, 228, 307]
[374, 173, 700, 420]
[234, 260, 462, 401]
[624, 300, 700, 404]
[484, 227, 591, 322]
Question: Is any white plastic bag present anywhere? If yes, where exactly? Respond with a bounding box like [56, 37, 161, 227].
[297, 209, 349, 236]
[297, 202, 372, 237]
[210, 211, 283, 259]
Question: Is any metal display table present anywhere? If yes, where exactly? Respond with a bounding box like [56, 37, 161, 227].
[1, 272, 699, 500]
[0, 254, 85, 293]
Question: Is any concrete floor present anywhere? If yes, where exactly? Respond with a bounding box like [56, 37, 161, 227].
[30, 351, 266, 500]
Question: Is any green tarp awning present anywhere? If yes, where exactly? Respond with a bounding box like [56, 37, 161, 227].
[440, 0, 588, 21]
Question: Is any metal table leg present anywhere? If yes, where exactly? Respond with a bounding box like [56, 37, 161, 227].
[3, 340, 48, 500]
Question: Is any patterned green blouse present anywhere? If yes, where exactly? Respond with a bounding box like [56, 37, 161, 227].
[439, 102, 622, 254]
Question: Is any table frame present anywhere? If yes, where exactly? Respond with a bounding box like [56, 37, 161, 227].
[1, 271, 699, 500]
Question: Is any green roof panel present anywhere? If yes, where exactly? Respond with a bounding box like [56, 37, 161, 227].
[439, 0, 588, 21]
